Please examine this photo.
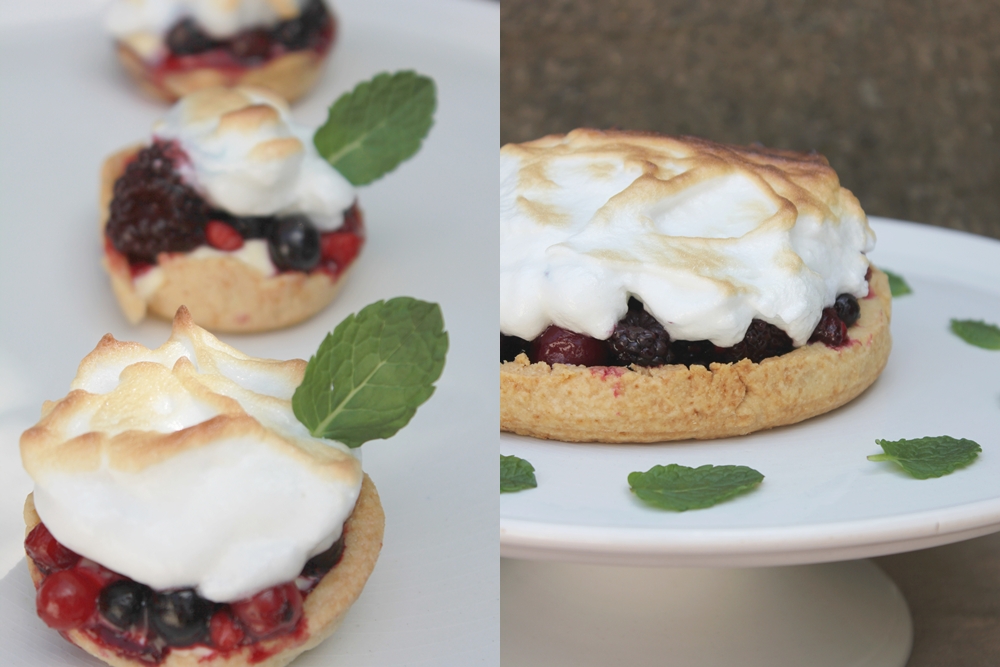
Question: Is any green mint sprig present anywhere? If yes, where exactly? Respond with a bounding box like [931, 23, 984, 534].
[292, 297, 447, 448]
[501, 455, 537, 493]
[313, 71, 436, 186]
[628, 464, 764, 511]
[950, 319, 1000, 350]
[882, 269, 912, 297]
[868, 436, 981, 479]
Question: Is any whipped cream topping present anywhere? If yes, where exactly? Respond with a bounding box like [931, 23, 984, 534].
[500, 130, 876, 347]
[154, 86, 355, 231]
[21, 308, 362, 602]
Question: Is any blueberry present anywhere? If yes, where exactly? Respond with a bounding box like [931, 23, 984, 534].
[99, 580, 152, 629]
[834, 293, 861, 327]
[268, 215, 321, 272]
[301, 535, 346, 579]
[166, 18, 216, 55]
[149, 589, 213, 647]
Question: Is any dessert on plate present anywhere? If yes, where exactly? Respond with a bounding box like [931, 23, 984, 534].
[21, 298, 447, 666]
[101, 72, 435, 332]
[106, 0, 337, 103]
[500, 129, 892, 443]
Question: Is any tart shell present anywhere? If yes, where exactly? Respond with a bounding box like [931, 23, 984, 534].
[24, 473, 385, 667]
[500, 267, 893, 443]
[100, 146, 353, 333]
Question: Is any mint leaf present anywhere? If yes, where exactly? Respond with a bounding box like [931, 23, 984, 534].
[628, 464, 764, 511]
[882, 269, 912, 297]
[292, 297, 447, 447]
[868, 436, 981, 479]
[501, 455, 537, 493]
[950, 319, 1000, 350]
[313, 71, 436, 185]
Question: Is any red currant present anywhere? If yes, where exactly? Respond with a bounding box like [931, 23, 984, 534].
[209, 608, 246, 650]
[36, 569, 101, 630]
[230, 583, 303, 640]
[320, 231, 362, 268]
[205, 220, 244, 251]
[25, 523, 80, 574]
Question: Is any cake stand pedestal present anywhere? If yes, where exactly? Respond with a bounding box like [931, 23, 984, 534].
[501, 558, 911, 667]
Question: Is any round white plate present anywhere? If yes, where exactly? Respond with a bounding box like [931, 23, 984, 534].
[0, 1, 498, 665]
[501, 217, 1000, 566]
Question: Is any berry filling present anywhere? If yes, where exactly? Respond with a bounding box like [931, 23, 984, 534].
[106, 141, 364, 280]
[501, 293, 863, 366]
[157, 0, 335, 73]
[26, 521, 346, 664]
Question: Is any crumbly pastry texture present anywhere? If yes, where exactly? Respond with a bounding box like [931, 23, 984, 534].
[500, 267, 892, 443]
[100, 146, 349, 333]
[23, 474, 384, 667]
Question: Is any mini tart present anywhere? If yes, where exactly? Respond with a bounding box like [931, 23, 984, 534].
[24, 474, 384, 667]
[500, 267, 892, 443]
[100, 145, 351, 333]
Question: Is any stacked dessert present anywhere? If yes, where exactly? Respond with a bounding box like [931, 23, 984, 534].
[500, 130, 892, 443]
[106, 0, 337, 102]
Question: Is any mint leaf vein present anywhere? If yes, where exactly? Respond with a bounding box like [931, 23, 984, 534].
[868, 436, 981, 479]
[501, 455, 537, 493]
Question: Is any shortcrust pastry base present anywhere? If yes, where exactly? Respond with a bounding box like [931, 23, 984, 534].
[100, 146, 352, 333]
[500, 268, 893, 443]
[116, 43, 327, 104]
[24, 474, 385, 667]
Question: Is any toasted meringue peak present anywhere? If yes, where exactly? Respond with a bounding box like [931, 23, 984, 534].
[21, 307, 363, 601]
[500, 129, 876, 347]
[154, 86, 354, 229]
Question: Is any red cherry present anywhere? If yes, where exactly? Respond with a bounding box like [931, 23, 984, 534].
[25, 523, 80, 574]
[320, 231, 363, 268]
[809, 307, 849, 348]
[530, 325, 610, 366]
[205, 220, 244, 251]
[209, 608, 246, 650]
[230, 583, 303, 640]
[36, 569, 101, 630]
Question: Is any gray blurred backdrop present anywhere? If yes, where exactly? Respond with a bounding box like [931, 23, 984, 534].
[501, 0, 1000, 240]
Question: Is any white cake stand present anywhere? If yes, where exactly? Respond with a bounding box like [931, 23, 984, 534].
[500, 220, 1000, 666]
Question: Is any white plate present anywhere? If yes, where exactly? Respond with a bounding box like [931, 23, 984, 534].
[500, 217, 1000, 567]
[0, 1, 499, 665]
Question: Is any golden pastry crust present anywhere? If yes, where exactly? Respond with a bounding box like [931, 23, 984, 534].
[116, 42, 327, 104]
[24, 473, 384, 667]
[500, 268, 892, 443]
[100, 146, 352, 333]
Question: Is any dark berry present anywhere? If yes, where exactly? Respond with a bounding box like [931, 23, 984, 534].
[36, 569, 101, 631]
[501, 334, 530, 363]
[149, 588, 213, 647]
[166, 18, 217, 55]
[229, 215, 271, 239]
[205, 220, 244, 251]
[230, 583, 303, 640]
[530, 326, 609, 366]
[302, 535, 346, 579]
[671, 339, 715, 367]
[834, 293, 861, 327]
[339, 203, 364, 235]
[716, 319, 794, 364]
[273, 0, 331, 49]
[809, 307, 849, 347]
[608, 298, 673, 366]
[99, 580, 152, 629]
[25, 523, 80, 574]
[230, 29, 273, 63]
[106, 142, 209, 264]
[268, 215, 321, 272]
[209, 608, 245, 650]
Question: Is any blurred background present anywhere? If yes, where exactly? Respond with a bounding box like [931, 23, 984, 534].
[501, 0, 1000, 240]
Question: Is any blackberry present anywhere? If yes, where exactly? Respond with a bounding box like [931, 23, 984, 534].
[671, 339, 715, 368]
[608, 298, 673, 366]
[273, 0, 329, 50]
[501, 334, 530, 362]
[165, 18, 217, 55]
[809, 307, 848, 347]
[716, 319, 794, 364]
[106, 142, 209, 264]
[834, 293, 861, 327]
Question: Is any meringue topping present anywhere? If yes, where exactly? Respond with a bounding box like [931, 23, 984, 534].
[20, 308, 362, 602]
[500, 130, 876, 347]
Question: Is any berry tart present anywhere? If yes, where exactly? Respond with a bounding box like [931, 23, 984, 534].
[500, 129, 892, 443]
[101, 86, 363, 332]
[106, 0, 337, 103]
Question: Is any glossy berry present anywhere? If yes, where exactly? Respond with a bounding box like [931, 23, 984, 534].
[25, 523, 80, 574]
[530, 326, 609, 366]
[230, 29, 272, 62]
[165, 18, 216, 55]
[231, 583, 303, 640]
[149, 588, 213, 647]
[501, 334, 530, 363]
[809, 307, 849, 347]
[268, 215, 321, 272]
[608, 298, 672, 366]
[205, 220, 244, 251]
[717, 319, 794, 364]
[106, 142, 209, 264]
[320, 231, 362, 270]
[99, 580, 152, 629]
[209, 608, 246, 651]
[302, 536, 346, 579]
[36, 569, 101, 630]
[834, 293, 861, 327]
